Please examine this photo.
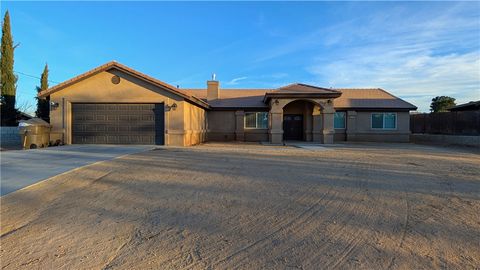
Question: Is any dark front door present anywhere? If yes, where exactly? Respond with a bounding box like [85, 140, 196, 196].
[283, 114, 303, 140]
[72, 103, 164, 145]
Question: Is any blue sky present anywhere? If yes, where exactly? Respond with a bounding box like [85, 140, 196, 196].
[2, 1, 480, 113]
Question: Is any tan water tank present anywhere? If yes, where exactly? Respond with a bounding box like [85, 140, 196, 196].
[18, 118, 51, 149]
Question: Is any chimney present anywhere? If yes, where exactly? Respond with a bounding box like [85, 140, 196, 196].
[207, 73, 220, 101]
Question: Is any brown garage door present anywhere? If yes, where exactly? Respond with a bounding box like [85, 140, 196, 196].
[72, 103, 164, 145]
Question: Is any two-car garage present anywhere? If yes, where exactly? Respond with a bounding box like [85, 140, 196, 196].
[38, 61, 208, 146]
[71, 103, 164, 145]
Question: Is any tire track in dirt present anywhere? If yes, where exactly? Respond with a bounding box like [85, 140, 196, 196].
[385, 164, 458, 269]
[321, 163, 380, 269]
[263, 157, 382, 269]
[212, 161, 371, 269]
[102, 151, 259, 268]
[319, 158, 395, 269]
[386, 188, 410, 270]
[166, 187, 319, 268]
[168, 162, 335, 268]
[263, 161, 374, 269]
[172, 157, 344, 269]
[211, 196, 335, 269]
[93, 151, 196, 269]
[102, 229, 136, 270]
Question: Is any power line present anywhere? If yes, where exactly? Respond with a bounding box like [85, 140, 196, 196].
[14, 70, 60, 84]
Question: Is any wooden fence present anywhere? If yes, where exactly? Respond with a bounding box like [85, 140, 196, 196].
[410, 111, 480, 136]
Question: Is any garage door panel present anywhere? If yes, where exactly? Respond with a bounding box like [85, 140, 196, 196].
[84, 125, 97, 132]
[72, 103, 164, 145]
[73, 114, 84, 121]
[104, 104, 116, 110]
[72, 124, 84, 132]
[95, 115, 106, 121]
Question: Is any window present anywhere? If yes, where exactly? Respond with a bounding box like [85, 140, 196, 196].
[245, 112, 268, 129]
[334, 112, 346, 129]
[371, 113, 396, 129]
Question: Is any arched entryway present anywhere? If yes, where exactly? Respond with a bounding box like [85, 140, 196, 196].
[267, 97, 337, 144]
[282, 100, 321, 141]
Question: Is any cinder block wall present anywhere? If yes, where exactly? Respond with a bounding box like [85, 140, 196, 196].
[0, 127, 20, 147]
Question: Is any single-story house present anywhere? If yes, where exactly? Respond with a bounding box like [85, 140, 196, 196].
[38, 61, 417, 146]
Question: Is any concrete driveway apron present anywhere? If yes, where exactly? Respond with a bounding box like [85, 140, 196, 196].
[0, 145, 153, 196]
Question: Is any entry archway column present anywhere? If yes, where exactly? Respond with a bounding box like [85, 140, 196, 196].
[269, 99, 289, 144]
[322, 105, 335, 144]
[312, 104, 322, 142]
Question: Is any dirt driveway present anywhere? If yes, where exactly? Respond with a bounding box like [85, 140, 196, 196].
[1, 143, 479, 269]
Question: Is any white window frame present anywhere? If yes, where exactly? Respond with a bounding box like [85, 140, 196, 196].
[334, 111, 346, 129]
[370, 112, 397, 130]
[244, 112, 269, 129]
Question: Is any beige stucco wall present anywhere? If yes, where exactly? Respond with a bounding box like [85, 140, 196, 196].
[334, 130, 346, 141]
[346, 111, 411, 142]
[49, 70, 205, 146]
[206, 110, 269, 142]
[183, 102, 207, 145]
[244, 129, 269, 141]
[207, 111, 236, 141]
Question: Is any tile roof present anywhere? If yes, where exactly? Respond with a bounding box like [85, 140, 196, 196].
[272, 83, 340, 94]
[334, 88, 417, 110]
[183, 89, 272, 108]
[184, 87, 416, 110]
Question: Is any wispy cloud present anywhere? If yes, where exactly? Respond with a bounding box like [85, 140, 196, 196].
[309, 51, 479, 111]
[250, 3, 480, 111]
[226, 76, 248, 85]
[301, 3, 480, 112]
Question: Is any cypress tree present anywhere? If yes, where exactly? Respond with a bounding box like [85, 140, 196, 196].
[1, 10, 17, 126]
[35, 64, 50, 121]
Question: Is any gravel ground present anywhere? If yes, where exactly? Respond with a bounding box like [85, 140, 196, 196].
[1, 142, 479, 269]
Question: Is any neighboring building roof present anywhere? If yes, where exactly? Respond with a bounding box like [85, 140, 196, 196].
[37, 61, 209, 109]
[184, 87, 417, 110]
[448, 101, 480, 111]
[18, 111, 33, 120]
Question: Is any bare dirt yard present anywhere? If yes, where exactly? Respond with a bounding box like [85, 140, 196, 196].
[1, 143, 479, 269]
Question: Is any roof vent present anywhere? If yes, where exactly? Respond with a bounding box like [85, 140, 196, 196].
[111, 75, 121, 84]
[212, 73, 217, 81]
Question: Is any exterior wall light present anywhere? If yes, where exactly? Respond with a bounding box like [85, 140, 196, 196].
[274, 99, 279, 105]
[165, 103, 177, 112]
[50, 101, 59, 110]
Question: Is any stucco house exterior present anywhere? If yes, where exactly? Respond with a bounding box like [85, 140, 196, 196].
[38, 61, 417, 146]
